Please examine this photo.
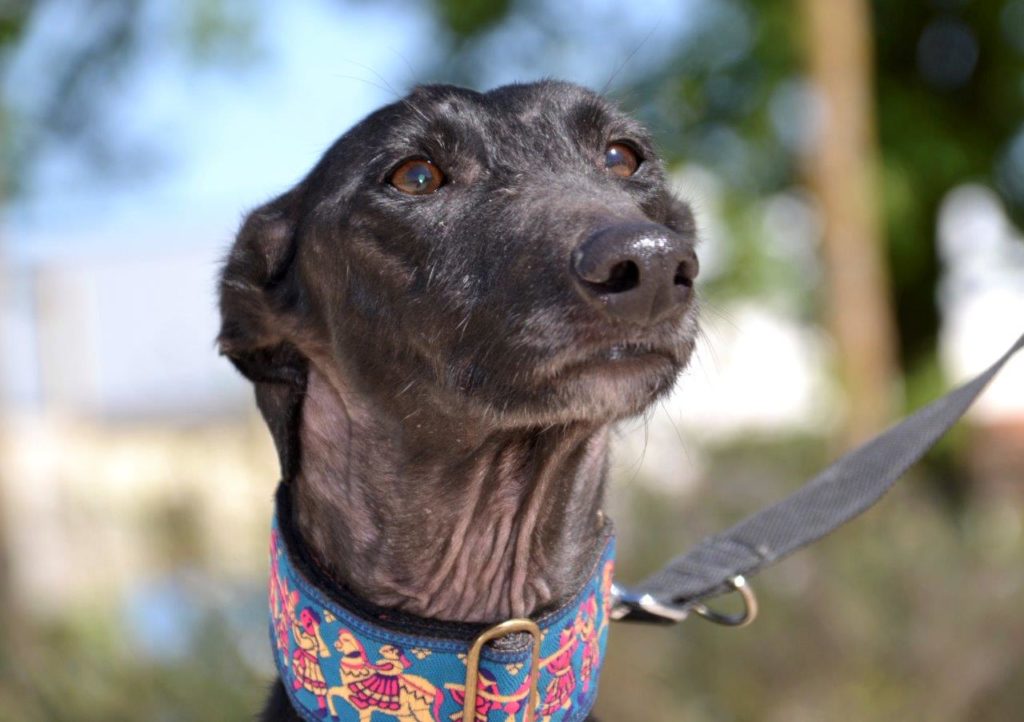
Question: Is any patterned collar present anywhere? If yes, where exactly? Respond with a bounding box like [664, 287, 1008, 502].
[269, 484, 616, 722]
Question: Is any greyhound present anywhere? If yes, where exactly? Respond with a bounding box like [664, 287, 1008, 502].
[218, 79, 699, 722]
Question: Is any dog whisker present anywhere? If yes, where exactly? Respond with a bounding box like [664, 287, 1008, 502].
[384, 45, 419, 91]
[329, 72, 398, 99]
[600, 22, 660, 95]
[338, 58, 403, 99]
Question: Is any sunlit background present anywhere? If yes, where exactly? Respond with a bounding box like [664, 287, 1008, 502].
[1, 1, 1023, 720]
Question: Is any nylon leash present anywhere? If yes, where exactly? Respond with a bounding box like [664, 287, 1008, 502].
[611, 332, 1024, 626]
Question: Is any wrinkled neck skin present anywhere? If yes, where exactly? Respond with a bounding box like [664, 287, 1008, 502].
[290, 366, 611, 624]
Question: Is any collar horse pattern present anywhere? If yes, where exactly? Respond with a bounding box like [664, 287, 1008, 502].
[269, 516, 616, 722]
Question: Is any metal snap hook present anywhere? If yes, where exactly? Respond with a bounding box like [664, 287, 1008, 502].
[691, 575, 758, 628]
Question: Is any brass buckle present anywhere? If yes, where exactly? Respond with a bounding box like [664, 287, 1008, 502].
[463, 618, 542, 722]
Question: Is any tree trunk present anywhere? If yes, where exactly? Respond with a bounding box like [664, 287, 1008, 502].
[800, 0, 899, 447]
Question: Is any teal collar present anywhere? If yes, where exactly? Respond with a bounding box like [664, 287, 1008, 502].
[269, 484, 615, 722]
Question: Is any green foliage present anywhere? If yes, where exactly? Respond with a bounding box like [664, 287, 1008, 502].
[182, 0, 259, 65]
[0, 2, 27, 46]
[431, 0, 513, 40]
[873, 0, 1024, 369]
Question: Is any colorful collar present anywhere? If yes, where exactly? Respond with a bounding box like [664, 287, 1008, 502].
[269, 486, 616, 722]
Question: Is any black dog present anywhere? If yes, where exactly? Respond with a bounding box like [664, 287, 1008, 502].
[219, 80, 699, 721]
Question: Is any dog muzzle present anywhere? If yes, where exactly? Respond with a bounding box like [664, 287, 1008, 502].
[269, 483, 615, 722]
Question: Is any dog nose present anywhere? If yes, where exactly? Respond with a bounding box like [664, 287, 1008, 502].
[571, 222, 698, 325]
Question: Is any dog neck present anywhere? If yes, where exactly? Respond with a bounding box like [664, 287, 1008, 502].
[289, 366, 611, 623]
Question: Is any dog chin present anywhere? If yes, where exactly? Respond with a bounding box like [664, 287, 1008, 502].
[560, 355, 684, 419]
[476, 353, 686, 427]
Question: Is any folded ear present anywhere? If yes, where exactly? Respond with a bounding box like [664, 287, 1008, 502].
[219, 189, 308, 479]
[218, 189, 302, 370]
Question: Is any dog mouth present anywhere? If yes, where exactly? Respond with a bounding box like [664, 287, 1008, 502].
[437, 307, 699, 424]
[527, 336, 688, 411]
[603, 342, 670, 362]
[504, 336, 690, 423]
[557, 342, 678, 377]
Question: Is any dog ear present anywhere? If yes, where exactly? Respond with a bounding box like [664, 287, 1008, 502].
[219, 190, 309, 480]
[218, 189, 306, 379]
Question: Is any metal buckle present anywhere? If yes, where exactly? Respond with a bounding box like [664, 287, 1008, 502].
[463, 618, 542, 722]
[610, 575, 758, 628]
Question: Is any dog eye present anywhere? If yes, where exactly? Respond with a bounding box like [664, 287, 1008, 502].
[390, 159, 444, 195]
[603, 142, 640, 177]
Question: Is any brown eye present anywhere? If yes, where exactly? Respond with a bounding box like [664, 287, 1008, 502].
[603, 142, 640, 177]
[390, 159, 444, 195]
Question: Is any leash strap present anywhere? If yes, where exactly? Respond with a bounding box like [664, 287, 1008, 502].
[612, 332, 1024, 624]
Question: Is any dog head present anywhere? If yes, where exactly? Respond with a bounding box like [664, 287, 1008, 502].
[219, 81, 699, 449]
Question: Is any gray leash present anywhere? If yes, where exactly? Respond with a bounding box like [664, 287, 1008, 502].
[611, 332, 1024, 626]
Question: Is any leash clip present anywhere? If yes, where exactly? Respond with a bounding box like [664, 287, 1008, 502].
[609, 585, 690, 624]
[610, 575, 758, 628]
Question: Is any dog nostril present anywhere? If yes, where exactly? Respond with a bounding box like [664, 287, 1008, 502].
[674, 262, 693, 288]
[592, 260, 640, 294]
[573, 223, 695, 325]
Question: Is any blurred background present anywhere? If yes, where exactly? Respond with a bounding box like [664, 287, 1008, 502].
[1, 0, 1023, 720]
